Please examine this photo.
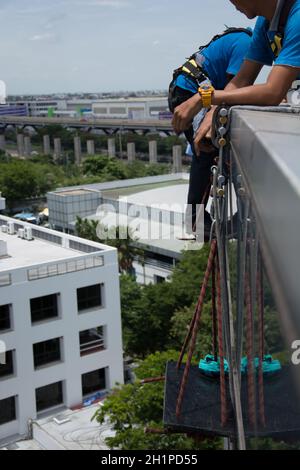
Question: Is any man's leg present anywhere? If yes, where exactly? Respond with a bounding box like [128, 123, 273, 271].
[187, 151, 216, 234]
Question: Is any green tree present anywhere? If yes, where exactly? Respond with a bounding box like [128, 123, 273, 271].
[170, 303, 215, 361]
[108, 227, 144, 274]
[0, 150, 10, 163]
[75, 216, 99, 242]
[120, 275, 144, 350]
[75, 217, 144, 274]
[119, 246, 213, 357]
[34, 125, 75, 150]
[120, 278, 175, 357]
[0, 161, 55, 207]
[93, 350, 222, 450]
[83, 155, 111, 175]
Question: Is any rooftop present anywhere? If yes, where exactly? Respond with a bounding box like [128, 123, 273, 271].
[0, 216, 114, 272]
[0, 231, 79, 271]
[56, 189, 99, 197]
[92, 96, 167, 103]
[49, 174, 190, 197]
[102, 179, 187, 200]
[120, 183, 189, 211]
[0, 403, 113, 450]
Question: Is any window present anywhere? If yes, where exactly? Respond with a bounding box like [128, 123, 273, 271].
[0, 274, 11, 287]
[154, 275, 166, 284]
[0, 350, 14, 378]
[33, 338, 61, 368]
[77, 284, 102, 312]
[0, 396, 16, 425]
[109, 107, 126, 114]
[82, 368, 106, 396]
[144, 250, 174, 268]
[35, 381, 63, 412]
[0, 304, 11, 331]
[149, 106, 169, 115]
[93, 107, 107, 114]
[79, 327, 105, 356]
[30, 294, 58, 323]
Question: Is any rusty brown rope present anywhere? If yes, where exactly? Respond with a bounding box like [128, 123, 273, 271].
[211, 254, 218, 361]
[245, 267, 256, 428]
[257, 251, 266, 427]
[216, 254, 228, 427]
[140, 376, 165, 384]
[176, 239, 218, 417]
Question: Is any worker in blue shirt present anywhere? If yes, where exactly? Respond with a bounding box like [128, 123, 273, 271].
[168, 28, 252, 237]
[172, 0, 300, 156]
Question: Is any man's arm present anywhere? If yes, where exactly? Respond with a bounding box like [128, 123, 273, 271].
[225, 59, 263, 91]
[173, 63, 299, 133]
[193, 61, 263, 154]
[213, 64, 299, 106]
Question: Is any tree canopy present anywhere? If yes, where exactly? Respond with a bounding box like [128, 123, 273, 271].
[0, 153, 170, 208]
[93, 350, 222, 450]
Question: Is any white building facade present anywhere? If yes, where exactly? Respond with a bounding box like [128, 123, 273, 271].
[5, 97, 169, 120]
[92, 97, 169, 120]
[47, 175, 190, 286]
[0, 215, 123, 441]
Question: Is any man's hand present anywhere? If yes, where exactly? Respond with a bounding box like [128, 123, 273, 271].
[172, 94, 202, 134]
[194, 107, 214, 156]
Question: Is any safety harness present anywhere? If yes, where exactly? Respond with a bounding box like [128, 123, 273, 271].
[269, 0, 296, 58]
[172, 27, 253, 86]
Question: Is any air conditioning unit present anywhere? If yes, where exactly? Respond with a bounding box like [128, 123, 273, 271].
[1, 225, 7, 233]
[7, 222, 14, 235]
[18, 228, 25, 239]
[24, 227, 33, 241]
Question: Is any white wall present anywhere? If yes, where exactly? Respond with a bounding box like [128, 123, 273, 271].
[0, 250, 123, 440]
[133, 261, 172, 285]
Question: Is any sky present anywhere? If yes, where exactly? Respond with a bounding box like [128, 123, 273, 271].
[0, 0, 258, 94]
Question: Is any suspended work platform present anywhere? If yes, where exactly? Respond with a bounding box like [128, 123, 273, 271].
[164, 361, 300, 439]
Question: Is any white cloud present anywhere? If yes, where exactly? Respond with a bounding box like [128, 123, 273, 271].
[29, 32, 58, 42]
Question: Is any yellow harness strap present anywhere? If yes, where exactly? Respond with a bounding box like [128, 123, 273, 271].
[181, 59, 199, 76]
[270, 34, 283, 58]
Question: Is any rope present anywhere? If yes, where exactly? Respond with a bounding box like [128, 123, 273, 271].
[211, 254, 218, 361]
[177, 297, 202, 370]
[177, 304, 198, 370]
[212, 109, 246, 449]
[176, 239, 218, 418]
[176, 236, 217, 371]
[140, 376, 165, 384]
[257, 251, 266, 427]
[216, 254, 228, 427]
[245, 266, 256, 428]
[236, 198, 250, 373]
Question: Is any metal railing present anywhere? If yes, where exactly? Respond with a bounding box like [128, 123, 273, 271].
[80, 337, 105, 355]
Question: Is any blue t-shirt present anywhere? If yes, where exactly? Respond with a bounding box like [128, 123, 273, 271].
[246, 0, 300, 75]
[174, 30, 252, 93]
